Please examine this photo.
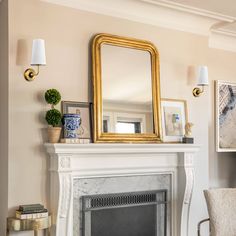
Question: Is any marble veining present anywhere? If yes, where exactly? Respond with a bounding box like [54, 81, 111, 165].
[73, 174, 171, 236]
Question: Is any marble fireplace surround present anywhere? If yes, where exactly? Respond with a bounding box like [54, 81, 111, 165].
[45, 143, 200, 236]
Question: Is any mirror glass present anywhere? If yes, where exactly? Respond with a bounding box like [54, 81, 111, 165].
[101, 44, 153, 134]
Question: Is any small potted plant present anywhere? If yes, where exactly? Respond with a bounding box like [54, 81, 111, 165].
[45, 88, 62, 143]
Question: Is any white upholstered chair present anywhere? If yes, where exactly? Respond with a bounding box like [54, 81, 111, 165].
[198, 188, 236, 236]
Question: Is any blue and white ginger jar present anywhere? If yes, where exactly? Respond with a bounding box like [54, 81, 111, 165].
[63, 114, 81, 138]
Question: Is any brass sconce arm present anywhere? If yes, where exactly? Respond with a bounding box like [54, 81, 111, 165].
[24, 65, 39, 82]
[192, 85, 205, 97]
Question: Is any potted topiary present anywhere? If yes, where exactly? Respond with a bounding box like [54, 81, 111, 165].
[45, 88, 62, 143]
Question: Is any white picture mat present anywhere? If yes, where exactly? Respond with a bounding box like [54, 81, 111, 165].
[161, 99, 187, 142]
[67, 107, 91, 138]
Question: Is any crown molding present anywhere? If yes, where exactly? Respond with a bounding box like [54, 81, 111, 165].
[212, 28, 236, 38]
[141, 0, 236, 22]
[42, 0, 236, 52]
[42, 0, 224, 36]
[209, 29, 236, 53]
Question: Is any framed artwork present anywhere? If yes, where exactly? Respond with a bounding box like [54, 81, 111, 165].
[215, 81, 236, 152]
[61, 101, 92, 140]
[161, 98, 188, 142]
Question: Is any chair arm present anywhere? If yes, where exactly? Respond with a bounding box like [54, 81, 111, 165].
[197, 218, 210, 236]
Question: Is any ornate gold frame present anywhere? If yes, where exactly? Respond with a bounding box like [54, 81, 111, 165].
[92, 33, 162, 143]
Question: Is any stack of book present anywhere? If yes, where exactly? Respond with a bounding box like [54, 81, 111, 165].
[15, 204, 48, 220]
[60, 138, 91, 144]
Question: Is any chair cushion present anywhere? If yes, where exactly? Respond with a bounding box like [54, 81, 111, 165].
[204, 188, 236, 236]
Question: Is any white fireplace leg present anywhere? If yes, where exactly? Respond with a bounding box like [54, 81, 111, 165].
[178, 153, 195, 236]
[50, 156, 73, 236]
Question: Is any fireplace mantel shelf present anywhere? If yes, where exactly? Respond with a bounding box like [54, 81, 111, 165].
[45, 143, 200, 154]
[45, 143, 200, 236]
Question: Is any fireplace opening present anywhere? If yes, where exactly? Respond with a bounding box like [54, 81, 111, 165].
[82, 190, 167, 236]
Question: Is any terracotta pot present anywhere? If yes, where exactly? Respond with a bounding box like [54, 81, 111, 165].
[48, 127, 62, 143]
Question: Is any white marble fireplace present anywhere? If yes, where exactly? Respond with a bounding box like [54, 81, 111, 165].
[45, 143, 200, 236]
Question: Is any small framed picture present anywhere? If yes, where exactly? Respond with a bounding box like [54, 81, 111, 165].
[215, 80, 236, 152]
[61, 101, 92, 140]
[161, 98, 188, 143]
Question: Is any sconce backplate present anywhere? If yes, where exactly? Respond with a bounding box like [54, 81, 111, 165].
[192, 87, 202, 97]
[24, 68, 36, 82]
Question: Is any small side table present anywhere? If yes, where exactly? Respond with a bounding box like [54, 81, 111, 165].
[7, 215, 51, 236]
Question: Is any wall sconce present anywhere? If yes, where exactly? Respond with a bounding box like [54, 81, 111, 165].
[192, 66, 209, 97]
[24, 39, 46, 81]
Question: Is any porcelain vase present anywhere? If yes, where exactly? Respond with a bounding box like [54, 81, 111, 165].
[63, 114, 81, 138]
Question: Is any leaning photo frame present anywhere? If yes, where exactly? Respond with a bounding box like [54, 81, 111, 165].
[161, 98, 188, 143]
[61, 101, 92, 141]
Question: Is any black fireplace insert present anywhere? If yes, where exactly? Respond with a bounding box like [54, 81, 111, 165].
[82, 190, 167, 236]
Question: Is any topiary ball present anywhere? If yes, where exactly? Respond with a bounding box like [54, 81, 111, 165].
[45, 88, 61, 106]
[45, 108, 62, 127]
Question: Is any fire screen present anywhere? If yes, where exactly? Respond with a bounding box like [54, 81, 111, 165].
[82, 190, 167, 236]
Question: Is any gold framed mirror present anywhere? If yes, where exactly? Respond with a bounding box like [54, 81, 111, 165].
[92, 33, 162, 143]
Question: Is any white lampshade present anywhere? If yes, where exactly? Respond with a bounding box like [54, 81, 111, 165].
[30, 39, 46, 65]
[197, 66, 208, 85]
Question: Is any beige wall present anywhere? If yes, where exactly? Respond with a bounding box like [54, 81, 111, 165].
[0, 0, 9, 235]
[3, 0, 236, 235]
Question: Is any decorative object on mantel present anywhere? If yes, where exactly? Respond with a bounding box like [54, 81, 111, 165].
[60, 138, 90, 144]
[215, 80, 236, 152]
[24, 39, 46, 82]
[61, 101, 92, 142]
[192, 66, 209, 97]
[92, 33, 162, 143]
[62, 114, 81, 139]
[161, 98, 188, 143]
[45, 89, 62, 143]
[182, 122, 194, 143]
